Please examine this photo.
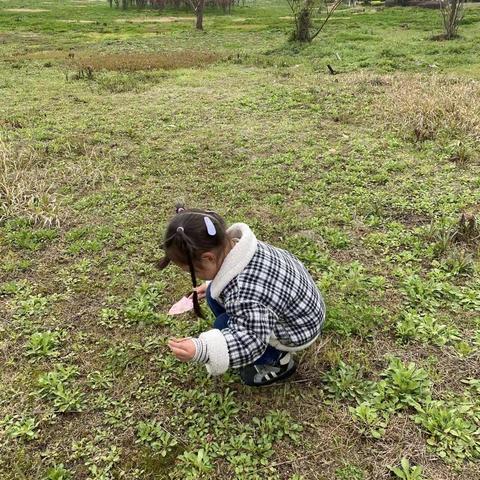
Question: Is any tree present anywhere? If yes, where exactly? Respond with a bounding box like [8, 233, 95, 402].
[189, 0, 206, 30]
[287, 0, 343, 43]
[438, 0, 464, 39]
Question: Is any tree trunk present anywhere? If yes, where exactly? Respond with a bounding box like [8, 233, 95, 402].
[296, 7, 312, 42]
[196, 0, 205, 30]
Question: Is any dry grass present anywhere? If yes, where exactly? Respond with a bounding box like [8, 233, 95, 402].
[0, 140, 59, 227]
[73, 51, 221, 72]
[114, 16, 194, 23]
[4, 8, 50, 12]
[379, 75, 480, 144]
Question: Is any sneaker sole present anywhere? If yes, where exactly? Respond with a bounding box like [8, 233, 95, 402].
[249, 362, 297, 387]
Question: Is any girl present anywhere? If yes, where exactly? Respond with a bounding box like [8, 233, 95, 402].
[160, 205, 326, 387]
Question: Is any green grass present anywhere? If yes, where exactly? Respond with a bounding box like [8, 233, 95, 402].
[1, 0, 480, 479]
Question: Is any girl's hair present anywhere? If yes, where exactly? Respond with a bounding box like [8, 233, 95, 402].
[159, 204, 228, 317]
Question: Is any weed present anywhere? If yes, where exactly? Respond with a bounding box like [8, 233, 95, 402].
[123, 282, 166, 325]
[5, 222, 58, 251]
[13, 293, 50, 320]
[452, 213, 480, 246]
[58, 259, 93, 292]
[389, 458, 424, 480]
[2, 415, 39, 441]
[0, 279, 31, 297]
[42, 464, 72, 480]
[178, 448, 213, 478]
[322, 361, 373, 402]
[36, 365, 84, 413]
[350, 401, 389, 439]
[1, 255, 32, 273]
[324, 301, 384, 337]
[414, 400, 480, 462]
[378, 358, 431, 410]
[99, 308, 121, 329]
[335, 465, 365, 480]
[136, 420, 179, 457]
[395, 311, 461, 347]
[435, 249, 475, 276]
[25, 330, 60, 358]
[87, 371, 114, 390]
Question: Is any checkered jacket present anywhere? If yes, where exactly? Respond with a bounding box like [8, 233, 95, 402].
[196, 224, 325, 375]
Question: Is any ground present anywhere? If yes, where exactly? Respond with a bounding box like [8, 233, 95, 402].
[0, 0, 479, 479]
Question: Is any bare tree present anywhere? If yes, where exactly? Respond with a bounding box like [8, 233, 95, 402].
[189, 0, 206, 29]
[438, 0, 464, 39]
[287, 0, 343, 42]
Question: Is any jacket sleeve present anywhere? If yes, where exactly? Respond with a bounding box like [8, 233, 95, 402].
[199, 301, 277, 375]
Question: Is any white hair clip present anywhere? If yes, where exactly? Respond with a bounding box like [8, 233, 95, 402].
[204, 217, 216, 236]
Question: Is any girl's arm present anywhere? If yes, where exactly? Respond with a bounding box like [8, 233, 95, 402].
[195, 301, 277, 375]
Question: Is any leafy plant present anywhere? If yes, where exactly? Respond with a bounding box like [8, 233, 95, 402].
[6, 226, 57, 251]
[26, 330, 60, 358]
[13, 292, 49, 319]
[178, 448, 213, 478]
[389, 458, 424, 480]
[136, 420, 179, 457]
[99, 308, 120, 329]
[322, 361, 373, 402]
[350, 402, 389, 439]
[414, 400, 480, 461]
[123, 282, 165, 325]
[43, 464, 72, 480]
[0, 279, 31, 297]
[379, 358, 431, 409]
[3, 415, 39, 441]
[395, 312, 461, 347]
[335, 464, 365, 479]
[87, 370, 113, 390]
[36, 365, 84, 412]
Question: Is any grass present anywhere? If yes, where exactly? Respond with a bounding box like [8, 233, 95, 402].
[1, 0, 480, 479]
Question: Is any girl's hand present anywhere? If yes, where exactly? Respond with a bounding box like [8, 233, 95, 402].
[168, 338, 196, 362]
[190, 283, 208, 301]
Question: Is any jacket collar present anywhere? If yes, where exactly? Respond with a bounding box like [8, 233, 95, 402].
[210, 223, 257, 299]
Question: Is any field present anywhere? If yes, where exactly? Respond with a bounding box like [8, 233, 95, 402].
[1, 0, 480, 478]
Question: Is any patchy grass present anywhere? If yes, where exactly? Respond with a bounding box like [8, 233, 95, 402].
[1, 0, 480, 479]
[72, 51, 221, 72]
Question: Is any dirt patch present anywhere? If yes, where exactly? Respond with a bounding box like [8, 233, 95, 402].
[4, 8, 50, 12]
[115, 16, 193, 23]
[72, 51, 220, 72]
[18, 50, 78, 61]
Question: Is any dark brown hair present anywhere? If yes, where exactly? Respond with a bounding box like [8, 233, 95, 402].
[159, 204, 228, 317]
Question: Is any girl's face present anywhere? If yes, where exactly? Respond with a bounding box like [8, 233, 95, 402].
[175, 251, 222, 281]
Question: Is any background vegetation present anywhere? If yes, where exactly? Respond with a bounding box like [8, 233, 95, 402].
[1, 0, 479, 478]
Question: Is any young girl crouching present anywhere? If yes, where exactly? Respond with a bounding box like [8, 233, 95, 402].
[160, 206, 326, 387]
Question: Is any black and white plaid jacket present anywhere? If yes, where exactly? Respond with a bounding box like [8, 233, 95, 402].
[197, 223, 326, 375]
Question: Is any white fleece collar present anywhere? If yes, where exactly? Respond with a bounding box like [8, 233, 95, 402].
[210, 223, 257, 300]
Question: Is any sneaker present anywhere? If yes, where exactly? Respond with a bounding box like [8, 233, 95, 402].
[239, 352, 297, 387]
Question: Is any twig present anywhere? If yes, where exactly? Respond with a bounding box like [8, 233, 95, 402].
[254, 446, 343, 473]
[310, 0, 343, 41]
